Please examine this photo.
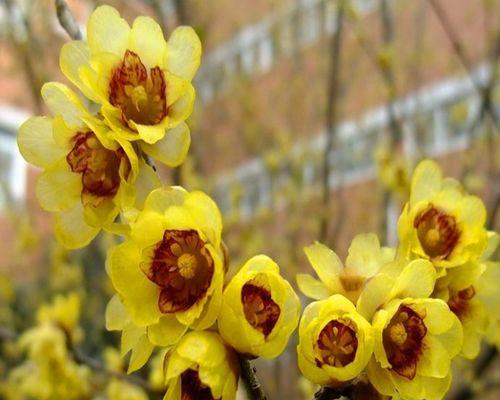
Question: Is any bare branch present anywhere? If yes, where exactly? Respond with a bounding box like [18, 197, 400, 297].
[319, 2, 347, 243]
[55, 0, 82, 40]
[238, 355, 267, 400]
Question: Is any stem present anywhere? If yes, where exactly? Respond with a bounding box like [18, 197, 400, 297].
[314, 386, 352, 400]
[238, 355, 267, 400]
[319, 1, 346, 243]
[54, 0, 82, 40]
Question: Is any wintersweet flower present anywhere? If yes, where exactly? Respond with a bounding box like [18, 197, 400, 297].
[297, 294, 373, 387]
[60, 5, 201, 165]
[107, 187, 224, 344]
[297, 234, 394, 303]
[17, 82, 158, 248]
[358, 259, 462, 400]
[12, 323, 91, 400]
[398, 159, 487, 268]
[218, 255, 300, 358]
[433, 231, 499, 358]
[163, 331, 239, 400]
[37, 292, 83, 342]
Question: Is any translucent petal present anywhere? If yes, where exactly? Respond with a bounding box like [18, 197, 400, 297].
[18, 117, 65, 168]
[129, 16, 167, 68]
[296, 273, 331, 300]
[53, 202, 99, 249]
[87, 5, 130, 56]
[165, 26, 202, 81]
[140, 122, 190, 167]
[303, 242, 343, 287]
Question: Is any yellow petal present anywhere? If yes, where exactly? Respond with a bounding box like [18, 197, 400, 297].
[18, 117, 65, 168]
[303, 242, 343, 288]
[166, 83, 195, 127]
[128, 334, 154, 373]
[87, 5, 130, 56]
[143, 186, 187, 215]
[41, 82, 87, 127]
[390, 259, 436, 299]
[121, 322, 145, 356]
[134, 122, 167, 144]
[165, 26, 202, 81]
[129, 16, 167, 68]
[184, 191, 223, 248]
[53, 202, 99, 249]
[140, 122, 190, 167]
[296, 273, 331, 300]
[147, 315, 187, 346]
[417, 335, 450, 378]
[36, 159, 81, 212]
[356, 273, 394, 320]
[59, 41, 99, 103]
[105, 294, 128, 331]
[410, 159, 442, 206]
[133, 160, 162, 209]
[108, 241, 162, 327]
[345, 233, 385, 277]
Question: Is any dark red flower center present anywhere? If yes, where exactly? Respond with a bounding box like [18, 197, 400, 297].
[414, 204, 460, 260]
[241, 283, 280, 337]
[181, 369, 215, 400]
[66, 131, 130, 207]
[383, 305, 427, 380]
[315, 319, 358, 368]
[448, 286, 475, 321]
[109, 50, 167, 127]
[141, 230, 214, 314]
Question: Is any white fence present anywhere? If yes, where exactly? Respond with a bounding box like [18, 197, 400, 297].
[211, 63, 498, 218]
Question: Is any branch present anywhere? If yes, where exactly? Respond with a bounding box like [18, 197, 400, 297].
[238, 355, 267, 400]
[428, 0, 498, 129]
[55, 0, 82, 40]
[319, 1, 346, 243]
[314, 385, 353, 400]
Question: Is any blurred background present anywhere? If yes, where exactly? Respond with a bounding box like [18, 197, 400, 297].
[0, 0, 499, 399]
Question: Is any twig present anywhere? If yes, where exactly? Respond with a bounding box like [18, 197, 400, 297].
[314, 385, 353, 400]
[238, 355, 267, 400]
[54, 0, 82, 40]
[319, 1, 346, 243]
[428, 0, 498, 129]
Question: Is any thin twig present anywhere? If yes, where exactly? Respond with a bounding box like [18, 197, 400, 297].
[238, 355, 267, 400]
[428, 0, 498, 129]
[314, 385, 353, 400]
[55, 0, 82, 40]
[319, 1, 346, 243]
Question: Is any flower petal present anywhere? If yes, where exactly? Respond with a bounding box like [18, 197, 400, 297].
[147, 315, 187, 346]
[410, 159, 442, 205]
[140, 122, 190, 167]
[41, 82, 87, 127]
[303, 242, 343, 288]
[53, 202, 99, 249]
[296, 273, 331, 300]
[165, 26, 202, 81]
[105, 294, 128, 331]
[129, 16, 167, 68]
[18, 117, 65, 168]
[87, 5, 130, 56]
[128, 334, 154, 373]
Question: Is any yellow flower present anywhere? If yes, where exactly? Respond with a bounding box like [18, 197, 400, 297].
[297, 294, 373, 387]
[60, 5, 200, 165]
[297, 234, 394, 303]
[37, 292, 83, 342]
[104, 347, 149, 400]
[13, 323, 91, 400]
[18, 82, 158, 249]
[375, 145, 411, 198]
[107, 187, 224, 347]
[398, 159, 487, 268]
[163, 331, 239, 400]
[218, 255, 300, 358]
[359, 259, 463, 400]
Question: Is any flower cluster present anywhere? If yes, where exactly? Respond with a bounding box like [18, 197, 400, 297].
[18, 5, 301, 399]
[297, 159, 498, 400]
